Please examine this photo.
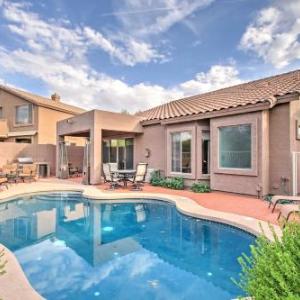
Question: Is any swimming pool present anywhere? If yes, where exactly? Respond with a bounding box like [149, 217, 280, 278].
[0, 192, 255, 300]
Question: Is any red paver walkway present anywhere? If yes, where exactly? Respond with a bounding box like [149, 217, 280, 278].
[90, 182, 279, 224]
[60, 176, 279, 224]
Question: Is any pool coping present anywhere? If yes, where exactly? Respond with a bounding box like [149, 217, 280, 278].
[0, 182, 281, 300]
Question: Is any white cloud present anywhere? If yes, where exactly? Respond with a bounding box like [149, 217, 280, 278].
[112, 0, 214, 37]
[0, 45, 240, 112]
[240, 0, 300, 68]
[180, 64, 242, 95]
[84, 27, 164, 66]
[0, 1, 241, 113]
[1, 1, 163, 66]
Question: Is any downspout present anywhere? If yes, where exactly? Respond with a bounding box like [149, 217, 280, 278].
[266, 95, 278, 108]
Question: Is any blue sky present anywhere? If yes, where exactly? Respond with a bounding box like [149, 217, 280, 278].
[0, 0, 300, 112]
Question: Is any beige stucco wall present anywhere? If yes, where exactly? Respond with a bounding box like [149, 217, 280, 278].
[38, 106, 83, 145]
[134, 124, 166, 172]
[55, 100, 300, 195]
[210, 111, 265, 196]
[0, 90, 38, 142]
[0, 89, 84, 145]
[0, 142, 83, 176]
[93, 110, 143, 184]
[57, 110, 144, 184]
[269, 100, 300, 195]
[209, 99, 300, 196]
[0, 142, 56, 174]
[135, 119, 210, 184]
[290, 100, 300, 195]
[269, 103, 291, 194]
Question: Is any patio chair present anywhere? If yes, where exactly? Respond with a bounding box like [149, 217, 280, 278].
[2, 163, 19, 183]
[108, 163, 118, 172]
[130, 162, 148, 191]
[108, 163, 120, 179]
[69, 163, 80, 177]
[0, 177, 8, 190]
[102, 163, 120, 190]
[277, 204, 300, 226]
[268, 195, 300, 213]
[18, 164, 37, 182]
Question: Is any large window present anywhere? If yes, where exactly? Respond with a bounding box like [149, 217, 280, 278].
[219, 124, 251, 169]
[15, 137, 32, 144]
[15, 104, 33, 125]
[171, 131, 191, 173]
[102, 138, 134, 169]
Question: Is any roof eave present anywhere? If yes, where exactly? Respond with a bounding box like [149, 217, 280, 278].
[140, 102, 270, 126]
[36, 103, 84, 115]
[0, 86, 84, 115]
[140, 91, 300, 126]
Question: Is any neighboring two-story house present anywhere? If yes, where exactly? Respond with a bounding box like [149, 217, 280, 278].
[0, 85, 85, 145]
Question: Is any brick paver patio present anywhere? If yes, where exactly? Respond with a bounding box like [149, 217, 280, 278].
[90, 182, 279, 224]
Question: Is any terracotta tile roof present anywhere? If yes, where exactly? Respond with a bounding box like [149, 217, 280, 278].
[0, 85, 85, 115]
[138, 69, 300, 121]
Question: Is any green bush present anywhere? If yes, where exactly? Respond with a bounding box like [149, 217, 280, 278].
[162, 177, 184, 190]
[234, 222, 300, 300]
[149, 170, 164, 186]
[191, 182, 210, 193]
[150, 172, 184, 190]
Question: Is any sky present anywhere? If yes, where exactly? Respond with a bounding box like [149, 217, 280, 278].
[0, 0, 300, 113]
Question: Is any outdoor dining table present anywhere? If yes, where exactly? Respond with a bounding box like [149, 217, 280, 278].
[113, 169, 136, 188]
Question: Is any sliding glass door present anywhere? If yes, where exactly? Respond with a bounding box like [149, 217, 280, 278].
[103, 138, 134, 169]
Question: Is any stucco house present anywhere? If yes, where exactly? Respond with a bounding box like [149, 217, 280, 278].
[0, 85, 85, 145]
[56, 69, 299, 196]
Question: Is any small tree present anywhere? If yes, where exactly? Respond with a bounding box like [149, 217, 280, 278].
[234, 221, 300, 300]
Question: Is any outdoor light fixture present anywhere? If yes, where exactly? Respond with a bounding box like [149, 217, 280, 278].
[145, 148, 151, 158]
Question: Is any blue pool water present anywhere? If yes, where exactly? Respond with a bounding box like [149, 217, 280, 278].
[0, 192, 255, 300]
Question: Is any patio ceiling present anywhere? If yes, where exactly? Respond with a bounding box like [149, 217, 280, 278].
[102, 129, 138, 138]
[62, 130, 90, 137]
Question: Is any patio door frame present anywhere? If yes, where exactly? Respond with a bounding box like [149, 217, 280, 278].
[103, 138, 134, 170]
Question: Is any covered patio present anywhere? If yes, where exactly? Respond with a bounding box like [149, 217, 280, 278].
[56, 110, 144, 184]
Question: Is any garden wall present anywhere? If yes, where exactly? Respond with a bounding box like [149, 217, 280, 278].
[0, 142, 83, 176]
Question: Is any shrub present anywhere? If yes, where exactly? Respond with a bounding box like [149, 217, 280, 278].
[150, 170, 164, 186]
[191, 182, 210, 193]
[163, 177, 184, 190]
[150, 172, 184, 190]
[234, 222, 300, 300]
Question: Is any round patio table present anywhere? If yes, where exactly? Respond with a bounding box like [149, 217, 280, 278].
[113, 169, 136, 188]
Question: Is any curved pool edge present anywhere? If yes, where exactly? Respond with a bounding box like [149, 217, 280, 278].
[0, 181, 281, 300]
[0, 181, 282, 239]
[0, 245, 45, 300]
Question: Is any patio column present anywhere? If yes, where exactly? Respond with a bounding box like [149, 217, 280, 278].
[56, 135, 65, 178]
[90, 127, 102, 184]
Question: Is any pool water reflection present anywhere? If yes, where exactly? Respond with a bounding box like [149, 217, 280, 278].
[0, 193, 255, 300]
